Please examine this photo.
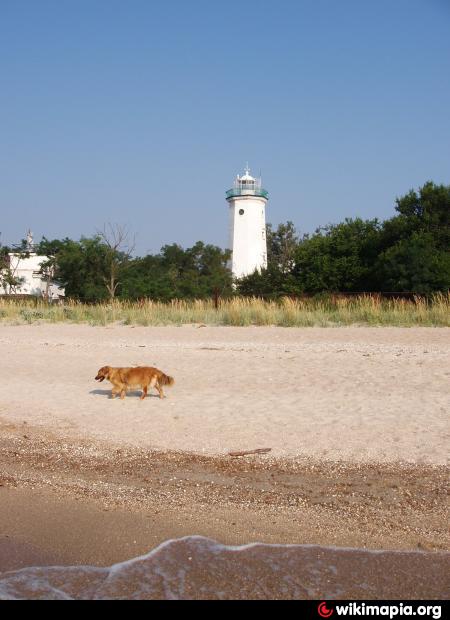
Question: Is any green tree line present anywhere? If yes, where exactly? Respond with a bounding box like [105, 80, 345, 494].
[1, 181, 448, 300]
[31, 237, 232, 301]
[238, 181, 449, 296]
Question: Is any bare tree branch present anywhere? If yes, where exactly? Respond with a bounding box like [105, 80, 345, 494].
[97, 224, 135, 300]
[97, 223, 135, 257]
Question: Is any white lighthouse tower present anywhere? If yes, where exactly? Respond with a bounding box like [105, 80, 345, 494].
[226, 165, 269, 279]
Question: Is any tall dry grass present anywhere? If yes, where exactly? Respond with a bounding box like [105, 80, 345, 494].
[0, 294, 448, 327]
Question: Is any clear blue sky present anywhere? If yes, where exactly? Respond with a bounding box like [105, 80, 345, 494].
[1, 0, 449, 255]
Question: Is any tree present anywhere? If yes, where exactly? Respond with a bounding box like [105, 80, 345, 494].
[158, 242, 232, 299]
[236, 265, 300, 297]
[373, 182, 450, 292]
[37, 236, 111, 301]
[97, 224, 134, 300]
[376, 232, 450, 293]
[0, 243, 26, 294]
[266, 221, 299, 273]
[394, 181, 450, 250]
[116, 242, 232, 301]
[292, 218, 382, 293]
[36, 255, 63, 301]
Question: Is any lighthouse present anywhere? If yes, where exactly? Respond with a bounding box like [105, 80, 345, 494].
[226, 165, 269, 279]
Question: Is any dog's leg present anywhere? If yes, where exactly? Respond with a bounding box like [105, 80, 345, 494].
[140, 386, 148, 401]
[148, 375, 158, 397]
[111, 387, 118, 399]
[155, 381, 165, 399]
[119, 384, 127, 400]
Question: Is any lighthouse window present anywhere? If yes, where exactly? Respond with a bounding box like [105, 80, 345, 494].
[239, 209, 245, 215]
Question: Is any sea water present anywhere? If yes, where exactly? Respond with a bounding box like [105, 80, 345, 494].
[0, 536, 447, 600]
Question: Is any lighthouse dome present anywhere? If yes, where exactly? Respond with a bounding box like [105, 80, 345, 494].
[238, 165, 255, 183]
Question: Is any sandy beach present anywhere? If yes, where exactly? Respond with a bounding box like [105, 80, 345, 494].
[0, 324, 449, 599]
[0, 324, 448, 463]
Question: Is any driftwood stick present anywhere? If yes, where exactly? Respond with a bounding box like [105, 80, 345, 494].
[228, 448, 272, 457]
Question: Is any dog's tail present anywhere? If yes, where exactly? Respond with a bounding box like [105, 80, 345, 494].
[159, 372, 175, 387]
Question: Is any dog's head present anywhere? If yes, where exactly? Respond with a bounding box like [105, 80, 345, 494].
[95, 366, 111, 382]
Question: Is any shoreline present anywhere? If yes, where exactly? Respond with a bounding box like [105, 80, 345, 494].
[1, 527, 448, 601]
[1, 428, 449, 599]
[1, 423, 448, 573]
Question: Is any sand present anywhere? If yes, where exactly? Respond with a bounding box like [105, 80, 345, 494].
[0, 324, 449, 599]
[0, 324, 448, 463]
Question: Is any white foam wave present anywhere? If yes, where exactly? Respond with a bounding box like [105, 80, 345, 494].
[0, 536, 448, 600]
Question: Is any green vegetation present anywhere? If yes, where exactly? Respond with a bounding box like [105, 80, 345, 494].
[0, 294, 448, 327]
[34, 238, 233, 302]
[238, 182, 450, 296]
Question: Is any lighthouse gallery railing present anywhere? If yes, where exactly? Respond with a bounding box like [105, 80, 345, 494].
[226, 188, 269, 199]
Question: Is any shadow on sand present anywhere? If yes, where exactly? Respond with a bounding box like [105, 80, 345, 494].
[89, 389, 159, 399]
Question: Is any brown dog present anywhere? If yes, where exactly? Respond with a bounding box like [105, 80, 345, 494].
[95, 366, 174, 400]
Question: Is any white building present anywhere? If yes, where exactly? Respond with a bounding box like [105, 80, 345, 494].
[1, 231, 65, 301]
[226, 166, 269, 279]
